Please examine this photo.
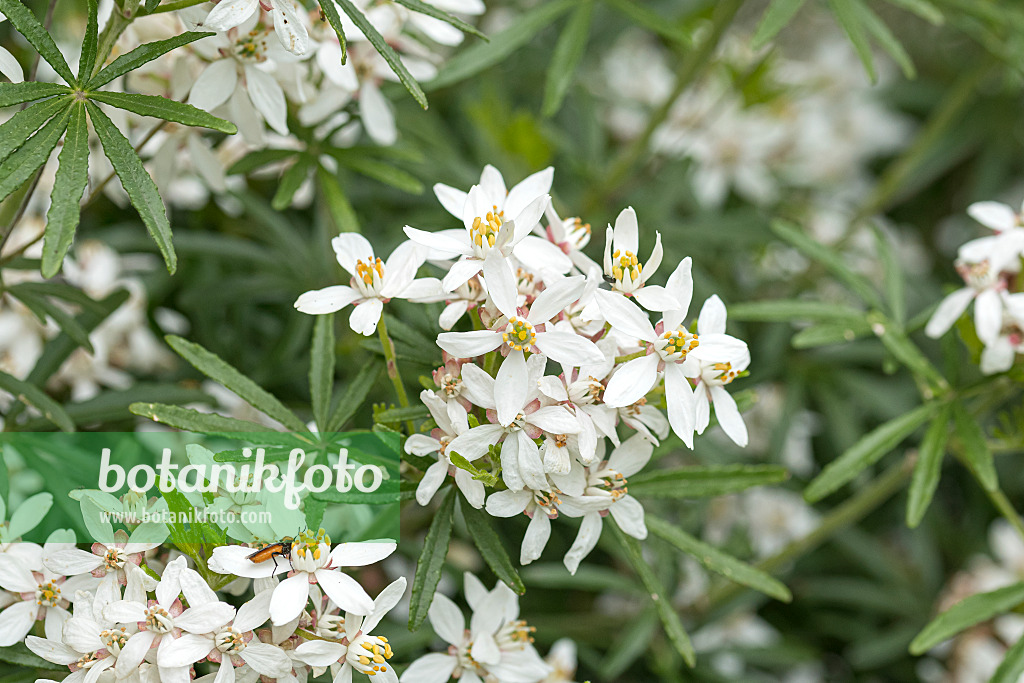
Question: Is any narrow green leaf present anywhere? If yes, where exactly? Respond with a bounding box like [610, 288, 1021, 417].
[0, 0, 76, 84]
[868, 312, 948, 391]
[335, 0, 427, 108]
[873, 227, 906, 324]
[627, 465, 789, 499]
[602, 0, 690, 46]
[0, 95, 71, 165]
[318, 0, 349, 64]
[0, 104, 71, 204]
[827, 0, 876, 82]
[771, 220, 883, 309]
[317, 165, 360, 233]
[646, 515, 792, 602]
[145, 0, 162, 12]
[0, 371, 74, 432]
[805, 402, 939, 502]
[752, 0, 809, 48]
[88, 92, 237, 134]
[541, 0, 594, 118]
[409, 487, 455, 631]
[42, 102, 90, 277]
[326, 362, 381, 432]
[906, 403, 951, 528]
[335, 155, 424, 194]
[460, 495, 525, 595]
[394, 0, 487, 39]
[602, 607, 659, 679]
[166, 335, 308, 432]
[128, 403, 303, 445]
[853, 0, 915, 78]
[884, 0, 943, 25]
[952, 402, 997, 491]
[0, 82, 71, 108]
[375, 404, 431, 424]
[87, 101, 176, 273]
[272, 155, 315, 210]
[428, 0, 575, 90]
[11, 288, 93, 353]
[228, 149, 297, 175]
[610, 520, 695, 667]
[792, 321, 873, 348]
[310, 314, 336, 432]
[728, 299, 865, 323]
[88, 32, 215, 89]
[79, 0, 99, 83]
[910, 582, 1024, 655]
[993, 631, 1024, 683]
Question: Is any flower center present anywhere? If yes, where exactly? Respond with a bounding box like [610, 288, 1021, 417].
[502, 317, 536, 352]
[608, 249, 642, 290]
[495, 619, 537, 649]
[470, 206, 504, 257]
[103, 547, 126, 571]
[709, 361, 738, 385]
[354, 635, 394, 676]
[318, 613, 346, 638]
[590, 467, 628, 501]
[145, 606, 174, 633]
[35, 580, 61, 607]
[659, 328, 699, 361]
[437, 372, 462, 398]
[568, 376, 603, 404]
[101, 627, 130, 652]
[354, 257, 385, 296]
[75, 652, 104, 670]
[956, 259, 994, 289]
[216, 627, 247, 653]
[234, 29, 270, 62]
[293, 528, 331, 571]
[533, 491, 561, 518]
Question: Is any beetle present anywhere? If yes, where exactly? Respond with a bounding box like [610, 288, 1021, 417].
[246, 537, 295, 572]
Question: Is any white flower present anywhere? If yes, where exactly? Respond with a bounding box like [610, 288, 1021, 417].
[977, 292, 1024, 374]
[202, 0, 310, 55]
[407, 389, 486, 508]
[486, 486, 566, 565]
[692, 295, 750, 447]
[967, 200, 1024, 234]
[43, 529, 161, 592]
[542, 638, 580, 683]
[294, 234, 429, 335]
[207, 588, 294, 682]
[208, 530, 396, 624]
[599, 207, 678, 310]
[0, 12, 23, 83]
[538, 203, 598, 275]
[293, 576, 406, 683]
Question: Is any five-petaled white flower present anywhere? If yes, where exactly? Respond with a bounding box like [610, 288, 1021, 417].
[203, 0, 310, 55]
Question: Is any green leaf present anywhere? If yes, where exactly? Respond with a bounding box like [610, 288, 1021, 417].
[42, 102, 90, 277]
[0, 0, 76, 84]
[910, 582, 1024, 655]
[0, 643, 67, 671]
[318, 0, 349, 64]
[867, 312, 949, 391]
[602, 0, 690, 46]
[326, 362, 381, 432]
[752, 0, 809, 48]
[87, 101, 176, 274]
[772, 220, 884, 309]
[906, 403, 951, 528]
[610, 520, 695, 667]
[394, 0, 487, 39]
[79, 0, 99, 83]
[166, 335, 308, 432]
[541, 0, 594, 118]
[272, 154, 315, 210]
[873, 227, 906, 324]
[335, 0, 427, 108]
[146, 0, 162, 12]
[601, 607, 659, 679]
[228, 149, 297, 175]
[627, 465, 789, 499]
[11, 287, 94, 353]
[408, 487, 455, 631]
[88, 92, 237, 134]
[375, 404, 431, 424]
[791, 321, 873, 348]
[310, 314, 336, 432]
[335, 155, 424, 194]
[952, 402, 997, 491]
[646, 515, 792, 602]
[128, 403, 303, 445]
[728, 299, 865, 323]
[884, 0, 943, 25]
[0, 82, 71, 108]
[428, 0, 575, 90]
[805, 402, 939, 502]
[993, 631, 1024, 683]
[317, 165, 360, 233]
[853, 0, 915, 78]
[88, 31, 215, 89]
[827, 0, 876, 82]
[460, 495, 526, 595]
[0, 95, 71, 165]
[0, 371, 74, 432]
[0, 104, 71, 204]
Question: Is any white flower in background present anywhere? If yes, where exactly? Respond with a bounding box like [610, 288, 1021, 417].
[560, 434, 651, 574]
[538, 203, 598, 275]
[599, 207, 679, 310]
[43, 530, 161, 599]
[292, 576, 406, 683]
[486, 484, 567, 565]
[705, 489, 819, 559]
[407, 389, 486, 508]
[617, 397, 671, 445]
[692, 295, 750, 447]
[202, 0, 310, 55]
[978, 293, 1024, 374]
[206, 588, 294, 682]
[208, 530, 395, 624]
[400, 573, 551, 683]
[405, 168, 554, 291]
[543, 638, 580, 683]
[294, 234, 429, 335]
[103, 556, 235, 678]
[966, 199, 1024, 234]
[0, 12, 23, 83]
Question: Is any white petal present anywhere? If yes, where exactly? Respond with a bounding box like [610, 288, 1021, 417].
[294, 285, 360, 315]
[664, 362, 696, 448]
[602, 354, 660, 407]
[331, 233, 374, 274]
[534, 331, 604, 366]
[427, 593, 465, 645]
[439, 300, 470, 330]
[609, 496, 647, 539]
[968, 201, 1017, 232]
[382, 241, 427, 298]
[202, 0, 258, 31]
[0, 555, 38, 592]
[437, 330, 502, 358]
[595, 289, 656, 342]
[233, 588, 273, 632]
[981, 337, 1016, 375]
[245, 65, 288, 135]
[527, 405, 582, 434]
[516, 433, 548, 490]
[360, 82, 397, 146]
[0, 46, 23, 83]
[348, 298, 384, 336]
[293, 640, 346, 667]
[520, 513, 550, 565]
[269, 573, 309, 625]
[315, 569, 374, 615]
[697, 294, 728, 336]
[404, 225, 470, 256]
[974, 288, 1003, 345]
[329, 541, 397, 567]
[442, 258, 486, 291]
[505, 167, 553, 218]
[632, 285, 680, 312]
[176, 603, 235, 633]
[607, 432, 654, 478]
[240, 641, 293, 676]
[710, 385, 748, 447]
[189, 59, 238, 112]
[460, 364, 496, 408]
[399, 653, 458, 683]
[563, 512, 602, 575]
[270, 0, 309, 55]
[116, 630, 157, 676]
[446, 424, 504, 461]
[485, 489, 532, 517]
[482, 253, 518, 318]
[510, 195, 550, 244]
[416, 460, 448, 505]
[158, 632, 213, 667]
[537, 376, 569, 402]
[479, 165, 507, 203]
[25, 635, 78, 665]
[495, 350, 528, 427]
[361, 576, 407, 632]
[434, 183, 468, 219]
[612, 207, 639, 255]
[527, 275, 585, 323]
[925, 288, 974, 338]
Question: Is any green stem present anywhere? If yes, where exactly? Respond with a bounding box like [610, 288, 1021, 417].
[614, 350, 647, 364]
[92, 6, 134, 81]
[148, 0, 209, 14]
[377, 315, 414, 434]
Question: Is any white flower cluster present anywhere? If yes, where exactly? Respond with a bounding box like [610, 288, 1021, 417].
[295, 165, 753, 573]
[925, 199, 1024, 373]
